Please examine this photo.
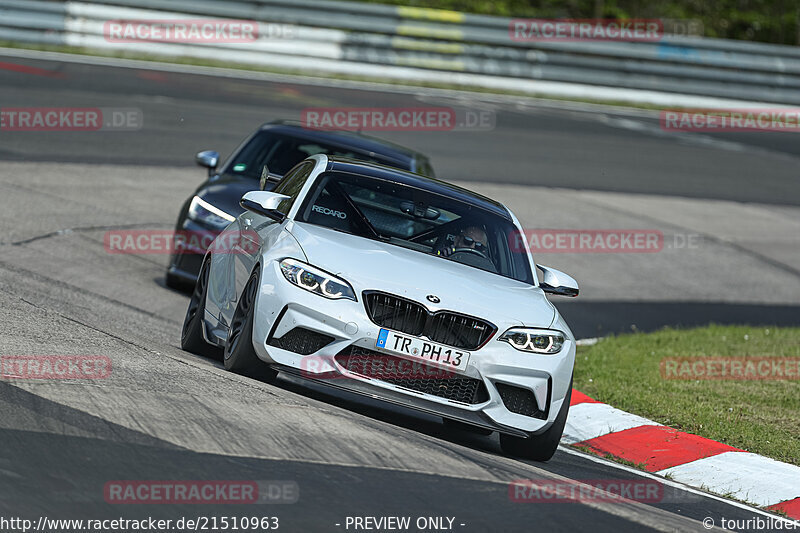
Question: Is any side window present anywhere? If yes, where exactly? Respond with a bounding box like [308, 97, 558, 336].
[272, 161, 314, 215]
[415, 158, 435, 178]
[304, 186, 360, 233]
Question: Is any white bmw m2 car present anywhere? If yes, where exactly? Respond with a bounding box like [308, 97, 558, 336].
[181, 154, 579, 461]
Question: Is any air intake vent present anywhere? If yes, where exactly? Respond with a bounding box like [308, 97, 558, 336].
[268, 327, 334, 355]
[495, 383, 545, 419]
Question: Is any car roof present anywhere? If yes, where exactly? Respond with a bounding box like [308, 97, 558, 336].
[324, 156, 511, 220]
[260, 121, 427, 168]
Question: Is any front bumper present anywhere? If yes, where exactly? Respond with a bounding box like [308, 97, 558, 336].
[251, 261, 575, 436]
[167, 219, 222, 283]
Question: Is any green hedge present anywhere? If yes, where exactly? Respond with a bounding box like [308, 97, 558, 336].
[358, 0, 800, 45]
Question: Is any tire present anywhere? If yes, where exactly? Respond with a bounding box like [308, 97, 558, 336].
[166, 271, 189, 291]
[223, 268, 278, 382]
[180, 258, 222, 359]
[500, 377, 573, 462]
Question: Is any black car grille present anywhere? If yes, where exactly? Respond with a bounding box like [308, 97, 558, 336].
[268, 327, 334, 355]
[363, 291, 495, 350]
[495, 382, 545, 419]
[335, 346, 489, 405]
[364, 292, 427, 336]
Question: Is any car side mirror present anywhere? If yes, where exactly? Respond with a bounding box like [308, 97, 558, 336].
[196, 150, 220, 176]
[240, 191, 290, 222]
[537, 264, 579, 297]
[259, 165, 283, 191]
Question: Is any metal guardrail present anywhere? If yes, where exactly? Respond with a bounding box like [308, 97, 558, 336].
[2, 0, 799, 104]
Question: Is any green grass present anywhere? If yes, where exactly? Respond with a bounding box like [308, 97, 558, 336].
[354, 0, 800, 46]
[573, 443, 650, 470]
[573, 325, 800, 466]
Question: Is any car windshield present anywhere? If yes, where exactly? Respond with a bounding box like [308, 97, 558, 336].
[223, 131, 409, 177]
[297, 171, 534, 284]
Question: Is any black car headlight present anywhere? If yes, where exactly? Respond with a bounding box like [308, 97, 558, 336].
[187, 196, 235, 229]
[279, 259, 356, 301]
[499, 328, 565, 354]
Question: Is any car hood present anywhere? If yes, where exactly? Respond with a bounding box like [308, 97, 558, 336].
[197, 174, 265, 219]
[287, 222, 556, 328]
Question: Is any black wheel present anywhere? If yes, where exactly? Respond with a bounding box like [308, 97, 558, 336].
[166, 271, 190, 291]
[181, 258, 222, 359]
[442, 419, 493, 436]
[500, 377, 573, 462]
[224, 268, 278, 382]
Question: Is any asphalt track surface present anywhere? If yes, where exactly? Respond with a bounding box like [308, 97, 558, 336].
[1, 52, 799, 532]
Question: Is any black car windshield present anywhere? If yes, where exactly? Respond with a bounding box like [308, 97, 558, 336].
[297, 171, 534, 284]
[224, 131, 409, 177]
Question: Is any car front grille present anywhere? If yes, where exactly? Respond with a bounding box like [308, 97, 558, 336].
[268, 327, 334, 355]
[495, 382, 545, 419]
[335, 346, 489, 405]
[363, 292, 427, 336]
[363, 291, 495, 350]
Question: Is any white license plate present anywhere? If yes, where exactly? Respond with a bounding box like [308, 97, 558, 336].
[376, 329, 470, 372]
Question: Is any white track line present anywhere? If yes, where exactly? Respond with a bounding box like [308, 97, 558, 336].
[657, 452, 800, 507]
[559, 446, 800, 526]
[563, 402, 660, 444]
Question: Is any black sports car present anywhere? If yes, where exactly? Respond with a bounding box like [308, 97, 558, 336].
[166, 121, 435, 289]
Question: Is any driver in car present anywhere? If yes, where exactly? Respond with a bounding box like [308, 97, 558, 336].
[439, 225, 489, 258]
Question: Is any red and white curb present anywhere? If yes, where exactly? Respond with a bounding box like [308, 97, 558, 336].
[562, 389, 800, 519]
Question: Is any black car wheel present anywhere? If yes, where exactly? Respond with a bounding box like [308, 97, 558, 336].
[224, 268, 278, 382]
[166, 270, 189, 291]
[499, 377, 572, 462]
[181, 257, 222, 359]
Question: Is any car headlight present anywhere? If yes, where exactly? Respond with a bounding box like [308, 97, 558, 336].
[279, 259, 356, 301]
[499, 328, 565, 354]
[188, 196, 235, 229]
